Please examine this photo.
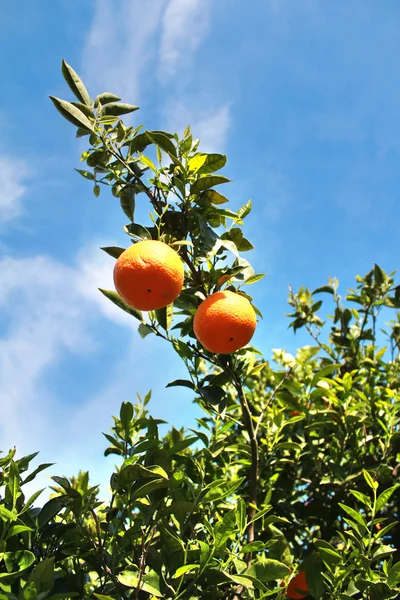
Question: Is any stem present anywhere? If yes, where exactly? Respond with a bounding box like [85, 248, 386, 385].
[228, 363, 258, 563]
[254, 368, 293, 437]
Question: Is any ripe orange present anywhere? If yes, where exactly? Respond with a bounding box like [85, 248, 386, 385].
[113, 240, 184, 311]
[193, 290, 256, 354]
[286, 571, 309, 599]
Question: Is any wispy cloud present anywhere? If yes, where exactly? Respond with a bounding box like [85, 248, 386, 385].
[0, 157, 30, 223]
[166, 102, 231, 153]
[83, 0, 167, 103]
[159, 0, 210, 78]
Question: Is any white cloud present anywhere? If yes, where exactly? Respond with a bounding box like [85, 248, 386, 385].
[0, 247, 133, 484]
[167, 102, 231, 153]
[0, 157, 30, 223]
[159, 0, 210, 77]
[83, 0, 167, 103]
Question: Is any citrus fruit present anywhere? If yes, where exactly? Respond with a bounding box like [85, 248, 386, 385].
[113, 240, 184, 311]
[193, 290, 257, 354]
[286, 570, 309, 599]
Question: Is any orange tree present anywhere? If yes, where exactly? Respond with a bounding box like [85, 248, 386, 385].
[1, 61, 400, 599]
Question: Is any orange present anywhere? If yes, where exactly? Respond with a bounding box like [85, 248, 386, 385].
[193, 290, 256, 354]
[113, 240, 184, 311]
[286, 571, 309, 599]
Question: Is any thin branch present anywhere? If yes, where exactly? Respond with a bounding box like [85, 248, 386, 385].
[254, 367, 293, 437]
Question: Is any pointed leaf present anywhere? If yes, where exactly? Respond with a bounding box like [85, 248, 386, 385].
[191, 175, 231, 195]
[101, 102, 139, 116]
[49, 96, 94, 131]
[61, 59, 91, 105]
[98, 288, 142, 321]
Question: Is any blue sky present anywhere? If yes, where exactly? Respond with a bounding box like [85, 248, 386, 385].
[1, 0, 400, 496]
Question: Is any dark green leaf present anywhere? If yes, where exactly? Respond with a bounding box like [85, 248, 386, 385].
[146, 131, 177, 157]
[191, 175, 231, 195]
[166, 379, 195, 390]
[101, 102, 139, 116]
[95, 92, 121, 105]
[124, 223, 152, 241]
[197, 153, 227, 174]
[98, 289, 143, 321]
[120, 186, 136, 222]
[74, 169, 94, 180]
[49, 96, 94, 131]
[61, 59, 91, 105]
[101, 246, 125, 259]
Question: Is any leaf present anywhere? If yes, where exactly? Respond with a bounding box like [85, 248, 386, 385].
[388, 561, 400, 586]
[245, 557, 290, 582]
[49, 96, 94, 131]
[146, 131, 177, 157]
[191, 175, 231, 195]
[93, 183, 100, 197]
[245, 274, 266, 285]
[155, 303, 173, 332]
[198, 385, 225, 405]
[139, 153, 157, 172]
[237, 200, 252, 219]
[172, 564, 199, 578]
[214, 509, 237, 549]
[167, 437, 198, 455]
[19, 489, 45, 514]
[166, 379, 195, 390]
[101, 246, 125, 259]
[7, 525, 33, 538]
[363, 469, 378, 490]
[120, 186, 136, 222]
[376, 485, 399, 512]
[118, 571, 163, 596]
[201, 189, 229, 205]
[98, 289, 143, 321]
[61, 59, 91, 105]
[124, 223, 152, 241]
[188, 154, 207, 172]
[222, 572, 254, 588]
[95, 92, 121, 105]
[197, 153, 227, 174]
[0, 506, 17, 522]
[101, 102, 139, 116]
[1, 551, 36, 577]
[312, 285, 335, 295]
[338, 503, 367, 532]
[74, 168, 94, 180]
[240, 541, 267, 553]
[138, 323, 154, 338]
[236, 498, 247, 534]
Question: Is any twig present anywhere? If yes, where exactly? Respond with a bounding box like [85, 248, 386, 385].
[254, 368, 293, 437]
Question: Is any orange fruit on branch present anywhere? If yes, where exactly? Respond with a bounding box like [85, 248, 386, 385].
[113, 240, 184, 311]
[286, 570, 309, 599]
[193, 290, 256, 354]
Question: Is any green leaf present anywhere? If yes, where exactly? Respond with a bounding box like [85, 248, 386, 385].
[101, 246, 125, 259]
[61, 59, 91, 105]
[388, 561, 400, 586]
[101, 102, 139, 116]
[124, 223, 152, 241]
[313, 284, 335, 295]
[199, 385, 225, 405]
[338, 503, 367, 532]
[236, 498, 247, 534]
[95, 92, 121, 105]
[1, 551, 36, 578]
[363, 469, 378, 490]
[201, 189, 229, 205]
[146, 131, 177, 157]
[237, 200, 252, 219]
[93, 183, 100, 197]
[376, 485, 399, 512]
[245, 274, 266, 285]
[49, 96, 94, 131]
[214, 509, 237, 549]
[167, 437, 198, 455]
[138, 323, 154, 338]
[74, 169, 94, 180]
[98, 289, 143, 321]
[191, 175, 231, 195]
[139, 153, 157, 172]
[120, 186, 136, 222]
[197, 153, 227, 174]
[166, 379, 195, 390]
[245, 557, 290, 582]
[118, 571, 163, 596]
[222, 572, 254, 588]
[172, 564, 199, 578]
[240, 541, 267, 553]
[155, 304, 173, 332]
[7, 525, 33, 538]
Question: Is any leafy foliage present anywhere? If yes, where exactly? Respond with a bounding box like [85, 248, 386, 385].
[1, 60, 400, 599]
